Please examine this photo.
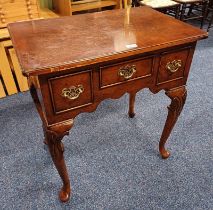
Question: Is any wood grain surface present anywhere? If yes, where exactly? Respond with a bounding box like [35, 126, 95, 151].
[8, 7, 207, 76]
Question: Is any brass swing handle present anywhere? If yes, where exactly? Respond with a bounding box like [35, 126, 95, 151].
[166, 60, 182, 73]
[118, 64, 136, 79]
[61, 85, 84, 100]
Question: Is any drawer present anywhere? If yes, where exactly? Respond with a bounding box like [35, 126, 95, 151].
[100, 57, 153, 88]
[48, 71, 93, 114]
[157, 48, 190, 85]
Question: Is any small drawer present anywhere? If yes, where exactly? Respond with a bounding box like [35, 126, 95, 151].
[157, 48, 190, 85]
[48, 71, 93, 114]
[100, 57, 153, 88]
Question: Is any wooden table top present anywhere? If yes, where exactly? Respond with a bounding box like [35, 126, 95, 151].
[8, 7, 207, 76]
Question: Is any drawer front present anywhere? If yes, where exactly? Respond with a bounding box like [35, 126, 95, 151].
[48, 71, 93, 114]
[100, 57, 153, 88]
[157, 48, 190, 85]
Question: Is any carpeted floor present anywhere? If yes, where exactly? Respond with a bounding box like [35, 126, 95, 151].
[0, 27, 212, 209]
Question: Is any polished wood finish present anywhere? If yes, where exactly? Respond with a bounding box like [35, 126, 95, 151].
[8, 7, 207, 202]
[8, 7, 207, 76]
[128, 92, 136, 118]
[157, 47, 190, 84]
[52, 0, 120, 16]
[159, 86, 187, 158]
[0, 7, 58, 99]
[71, 0, 118, 12]
[100, 57, 153, 88]
[0, 0, 40, 28]
[29, 81, 73, 202]
[50, 71, 93, 113]
[44, 121, 73, 202]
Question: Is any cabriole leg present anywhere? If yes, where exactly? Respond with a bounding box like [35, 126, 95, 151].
[159, 86, 187, 159]
[29, 81, 73, 202]
[44, 120, 73, 202]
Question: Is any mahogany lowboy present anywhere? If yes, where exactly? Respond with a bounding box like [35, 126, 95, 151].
[8, 7, 207, 202]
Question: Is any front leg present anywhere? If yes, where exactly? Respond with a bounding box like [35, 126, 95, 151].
[44, 120, 73, 202]
[159, 86, 187, 159]
[29, 79, 73, 202]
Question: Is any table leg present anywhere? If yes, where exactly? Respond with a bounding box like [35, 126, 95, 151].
[44, 120, 73, 202]
[29, 84, 48, 146]
[42, 124, 48, 145]
[128, 92, 136, 118]
[159, 86, 187, 159]
[29, 82, 73, 202]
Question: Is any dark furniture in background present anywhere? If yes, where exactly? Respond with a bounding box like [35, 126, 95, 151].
[136, 0, 210, 29]
[139, 0, 181, 18]
[9, 7, 207, 202]
[207, 0, 213, 31]
[174, 0, 209, 28]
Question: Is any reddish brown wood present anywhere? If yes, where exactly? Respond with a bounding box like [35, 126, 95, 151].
[49, 71, 93, 114]
[44, 120, 73, 202]
[8, 7, 207, 202]
[36, 44, 197, 125]
[8, 7, 207, 77]
[157, 48, 190, 85]
[28, 80, 46, 123]
[159, 86, 187, 159]
[29, 80, 73, 202]
[100, 57, 153, 88]
[128, 93, 136, 118]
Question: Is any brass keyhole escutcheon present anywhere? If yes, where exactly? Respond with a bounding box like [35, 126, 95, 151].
[118, 64, 136, 79]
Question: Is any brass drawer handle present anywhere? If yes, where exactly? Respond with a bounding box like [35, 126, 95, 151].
[166, 60, 182, 73]
[118, 64, 136, 79]
[61, 85, 84, 100]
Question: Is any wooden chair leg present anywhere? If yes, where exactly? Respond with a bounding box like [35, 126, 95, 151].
[187, 4, 194, 17]
[207, 11, 213, 31]
[175, 5, 181, 19]
[180, 3, 187, 21]
[201, 1, 208, 29]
